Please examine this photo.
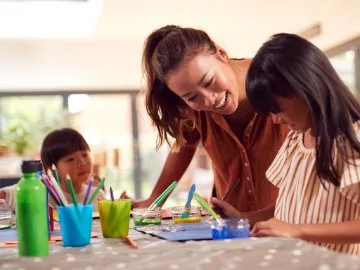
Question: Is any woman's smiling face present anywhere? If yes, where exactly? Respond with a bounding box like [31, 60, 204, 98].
[166, 50, 240, 115]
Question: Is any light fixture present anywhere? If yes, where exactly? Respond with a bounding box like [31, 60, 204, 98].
[298, 23, 322, 39]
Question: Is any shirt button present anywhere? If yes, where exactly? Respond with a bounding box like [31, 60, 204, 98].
[248, 189, 253, 194]
[244, 163, 248, 167]
[246, 177, 250, 181]
[245, 133, 250, 137]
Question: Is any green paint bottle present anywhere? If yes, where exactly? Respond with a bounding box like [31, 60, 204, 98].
[16, 160, 49, 256]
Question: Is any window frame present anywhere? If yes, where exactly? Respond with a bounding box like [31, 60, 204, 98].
[326, 36, 360, 94]
[0, 89, 143, 199]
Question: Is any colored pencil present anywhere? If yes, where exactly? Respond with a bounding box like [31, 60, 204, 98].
[83, 180, 93, 204]
[88, 177, 106, 204]
[47, 169, 68, 205]
[52, 164, 60, 184]
[122, 236, 138, 249]
[66, 174, 78, 206]
[110, 186, 114, 201]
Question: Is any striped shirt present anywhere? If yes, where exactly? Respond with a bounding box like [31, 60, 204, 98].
[267, 121, 360, 255]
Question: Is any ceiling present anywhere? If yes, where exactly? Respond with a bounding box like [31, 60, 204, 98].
[0, 0, 359, 91]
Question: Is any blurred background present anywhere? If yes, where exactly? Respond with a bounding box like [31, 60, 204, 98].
[0, 0, 359, 207]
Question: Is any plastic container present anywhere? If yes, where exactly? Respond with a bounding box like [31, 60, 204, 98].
[58, 204, 93, 247]
[171, 206, 202, 224]
[16, 160, 49, 256]
[211, 218, 250, 240]
[98, 199, 131, 238]
[0, 209, 12, 229]
[133, 207, 162, 226]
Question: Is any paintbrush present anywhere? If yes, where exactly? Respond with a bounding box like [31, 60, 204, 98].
[181, 184, 196, 218]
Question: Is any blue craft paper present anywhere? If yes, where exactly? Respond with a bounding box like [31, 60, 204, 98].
[135, 222, 212, 241]
[0, 228, 62, 242]
[155, 229, 212, 241]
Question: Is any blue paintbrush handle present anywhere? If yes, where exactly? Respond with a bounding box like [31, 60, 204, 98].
[181, 184, 196, 218]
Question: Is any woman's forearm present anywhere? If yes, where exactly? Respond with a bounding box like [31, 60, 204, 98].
[148, 145, 197, 204]
[211, 198, 275, 226]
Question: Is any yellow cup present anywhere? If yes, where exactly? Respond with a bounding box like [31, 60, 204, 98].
[97, 199, 131, 238]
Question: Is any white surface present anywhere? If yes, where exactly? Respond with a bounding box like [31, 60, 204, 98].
[0, 156, 23, 177]
[0, 0, 359, 91]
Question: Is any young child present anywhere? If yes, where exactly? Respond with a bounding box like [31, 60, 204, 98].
[0, 128, 105, 210]
[41, 128, 105, 209]
[244, 33, 360, 255]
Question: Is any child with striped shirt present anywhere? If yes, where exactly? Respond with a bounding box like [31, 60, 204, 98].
[244, 33, 360, 255]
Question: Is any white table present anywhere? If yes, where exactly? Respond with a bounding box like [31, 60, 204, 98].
[1, 220, 360, 270]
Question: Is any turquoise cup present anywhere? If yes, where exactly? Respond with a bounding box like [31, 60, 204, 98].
[58, 204, 93, 247]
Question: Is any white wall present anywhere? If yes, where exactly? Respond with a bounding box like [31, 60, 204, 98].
[0, 39, 143, 91]
[0, 0, 359, 91]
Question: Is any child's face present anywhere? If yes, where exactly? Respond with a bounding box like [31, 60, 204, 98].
[270, 96, 311, 133]
[56, 150, 92, 185]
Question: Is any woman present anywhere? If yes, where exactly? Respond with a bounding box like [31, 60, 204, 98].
[123, 25, 288, 224]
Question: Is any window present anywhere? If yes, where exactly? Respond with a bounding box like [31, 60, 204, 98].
[0, 91, 215, 203]
[327, 36, 360, 96]
[0, 95, 65, 156]
[67, 93, 133, 196]
[330, 50, 356, 93]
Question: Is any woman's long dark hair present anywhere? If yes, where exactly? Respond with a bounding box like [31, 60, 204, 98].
[142, 25, 217, 150]
[246, 33, 360, 186]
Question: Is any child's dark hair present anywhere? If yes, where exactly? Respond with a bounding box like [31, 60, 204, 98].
[246, 33, 360, 186]
[40, 128, 90, 172]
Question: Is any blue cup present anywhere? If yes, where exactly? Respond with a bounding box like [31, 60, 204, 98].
[211, 218, 249, 240]
[58, 204, 93, 247]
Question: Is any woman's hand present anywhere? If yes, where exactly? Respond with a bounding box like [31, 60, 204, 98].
[119, 191, 151, 209]
[0, 190, 5, 200]
[251, 218, 301, 238]
[210, 197, 241, 219]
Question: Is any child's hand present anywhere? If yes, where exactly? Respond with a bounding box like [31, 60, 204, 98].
[211, 197, 241, 219]
[251, 218, 301, 238]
